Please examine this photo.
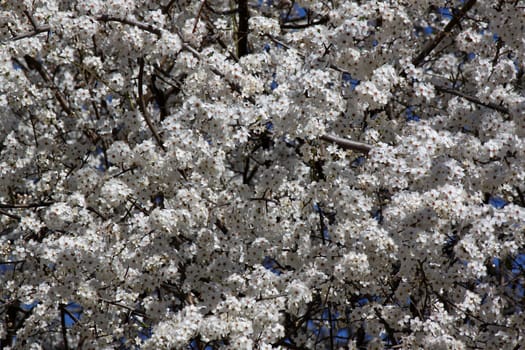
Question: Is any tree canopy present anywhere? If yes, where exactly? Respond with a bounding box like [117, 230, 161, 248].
[1, 0, 524, 349]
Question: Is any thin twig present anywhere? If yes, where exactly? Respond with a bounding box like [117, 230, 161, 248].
[98, 298, 147, 317]
[374, 307, 399, 346]
[100, 15, 198, 61]
[3, 10, 51, 41]
[9, 27, 50, 41]
[193, 0, 207, 33]
[0, 260, 25, 265]
[266, 34, 349, 75]
[86, 206, 108, 221]
[97, 15, 162, 37]
[281, 15, 330, 29]
[266, 35, 304, 57]
[138, 57, 166, 151]
[434, 84, 509, 115]
[62, 306, 81, 325]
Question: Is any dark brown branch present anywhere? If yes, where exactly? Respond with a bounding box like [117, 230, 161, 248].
[149, 75, 169, 121]
[126, 195, 150, 216]
[281, 15, 330, 29]
[434, 84, 509, 115]
[23, 55, 75, 117]
[327, 303, 334, 350]
[0, 260, 25, 265]
[319, 135, 372, 154]
[162, 0, 178, 14]
[87, 206, 108, 221]
[412, 0, 477, 67]
[215, 219, 229, 235]
[193, 0, 207, 33]
[24, 10, 39, 29]
[59, 304, 70, 350]
[0, 209, 20, 221]
[62, 306, 81, 325]
[10, 26, 50, 41]
[12, 11, 74, 117]
[203, 15, 240, 62]
[266, 35, 303, 56]
[138, 57, 166, 151]
[242, 156, 251, 185]
[97, 15, 162, 37]
[0, 201, 54, 209]
[237, 0, 250, 57]
[491, 38, 504, 68]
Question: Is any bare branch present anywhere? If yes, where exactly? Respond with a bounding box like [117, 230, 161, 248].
[266, 35, 305, 57]
[319, 135, 372, 154]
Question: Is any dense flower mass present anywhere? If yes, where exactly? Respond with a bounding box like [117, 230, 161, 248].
[1, 0, 525, 349]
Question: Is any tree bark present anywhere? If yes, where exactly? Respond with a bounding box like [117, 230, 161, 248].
[237, 0, 250, 57]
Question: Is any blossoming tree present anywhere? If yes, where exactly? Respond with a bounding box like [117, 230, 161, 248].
[1, 0, 524, 349]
